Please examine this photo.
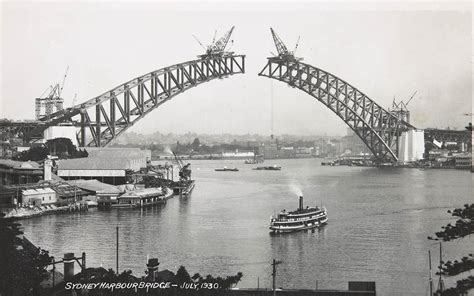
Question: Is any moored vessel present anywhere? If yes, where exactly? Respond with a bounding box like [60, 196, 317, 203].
[253, 165, 281, 170]
[215, 167, 239, 171]
[269, 195, 327, 233]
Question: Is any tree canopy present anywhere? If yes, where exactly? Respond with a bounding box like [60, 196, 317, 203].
[0, 213, 51, 296]
[428, 204, 474, 295]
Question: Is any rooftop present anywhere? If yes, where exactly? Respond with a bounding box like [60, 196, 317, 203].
[57, 158, 134, 170]
[68, 179, 122, 194]
[120, 187, 164, 198]
[85, 147, 149, 159]
[0, 159, 41, 170]
[22, 188, 56, 195]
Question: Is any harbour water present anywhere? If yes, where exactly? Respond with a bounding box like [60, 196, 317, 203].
[21, 158, 473, 295]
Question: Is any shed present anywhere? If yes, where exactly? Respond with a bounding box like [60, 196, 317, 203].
[21, 188, 57, 206]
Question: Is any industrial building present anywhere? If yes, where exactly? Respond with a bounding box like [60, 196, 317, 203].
[0, 159, 43, 185]
[68, 179, 123, 205]
[21, 188, 57, 206]
[0, 180, 87, 208]
[57, 148, 151, 185]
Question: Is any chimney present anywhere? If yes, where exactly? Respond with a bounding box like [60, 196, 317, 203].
[146, 258, 160, 281]
[44, 159, 52, 181]
[299, 196, 303, 211]
[63, 253, 75, 281]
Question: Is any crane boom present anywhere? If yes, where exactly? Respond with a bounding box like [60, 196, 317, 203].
[405, 90, 417, 106]
[59, 66, 69, 98]
[196, 26, 235, 59]
[192, 34, 207, 51]
[270, 28, 289, 56]
[269, 28, 302, 61]
[293, 35, 301, 54]
[211, 26, 234, 53]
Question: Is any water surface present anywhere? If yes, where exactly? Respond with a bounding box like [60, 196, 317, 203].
[21, 159, 473, 295]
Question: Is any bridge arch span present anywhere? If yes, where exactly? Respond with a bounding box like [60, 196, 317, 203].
[32, 55, 245, 147]
[259, 58, 412, 162]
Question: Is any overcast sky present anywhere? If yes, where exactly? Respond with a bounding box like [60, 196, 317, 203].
[1, 1, 472, 136]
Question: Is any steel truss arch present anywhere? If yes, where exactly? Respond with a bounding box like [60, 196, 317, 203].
[30, 55, 245, 147]
[259, 58, 412, 162]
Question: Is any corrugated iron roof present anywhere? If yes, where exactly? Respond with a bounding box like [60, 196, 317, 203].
[68, 179, 122, 194]
[120, 188, 163, 198]
[22, 188, 56, 195]
[86, 148, 148, 159]
[0, 159, 41, 170]
[57, 158, 133, 170]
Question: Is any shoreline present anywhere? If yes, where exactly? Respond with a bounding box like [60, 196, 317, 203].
[3, 203, 88, 220]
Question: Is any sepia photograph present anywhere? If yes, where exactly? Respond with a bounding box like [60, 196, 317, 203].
[0, 1, 472, 295]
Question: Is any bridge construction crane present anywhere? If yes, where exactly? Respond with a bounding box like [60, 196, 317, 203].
[391, 90, 417, 112]
[197, 26, 235, 59]
[172, 151, 191, 181]
[35, 67, 68, 121]
[269, 28, 303, 61]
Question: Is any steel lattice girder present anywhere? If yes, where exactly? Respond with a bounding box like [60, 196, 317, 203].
[259, 58, 413, 162]
[424, 129, 471, 146]
[28, 55, 245, 147]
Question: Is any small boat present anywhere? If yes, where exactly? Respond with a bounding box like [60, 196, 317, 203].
[269, 195, 328, 233]
[215, 167, 239, 172]
[244, 156, 264, 164]
[253, 165, 281, 171]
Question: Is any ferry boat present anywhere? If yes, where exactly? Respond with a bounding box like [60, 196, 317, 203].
[269, 196, 327, 233]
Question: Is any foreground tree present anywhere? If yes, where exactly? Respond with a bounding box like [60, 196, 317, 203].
[428, 204, 474, 295]
[0, 213, 51, 296]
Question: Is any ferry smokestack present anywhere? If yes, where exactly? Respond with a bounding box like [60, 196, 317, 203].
[299, 196, 303, 210]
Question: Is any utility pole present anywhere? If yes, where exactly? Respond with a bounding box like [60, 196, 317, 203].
[271, 259, 282, 296]
[429, 250, 433, 296]
[116, 226, 119, 275]
[437, 242, 444, 294]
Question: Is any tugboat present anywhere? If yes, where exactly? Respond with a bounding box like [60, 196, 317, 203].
[269, 196, 327, 233]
